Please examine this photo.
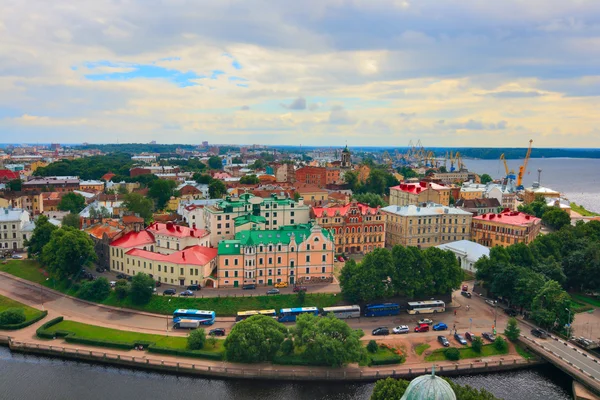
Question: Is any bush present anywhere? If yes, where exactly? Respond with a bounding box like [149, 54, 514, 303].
[77, 277, 111, 302]
[114, 280, 129, 300]
[0, 308, 26, 325]
[367, 340, 379, 353]
[444, 347, 460, 361]
[370, 354, 404, 366]
[129, 273, 155, 305]
[280, 338, 294, 355]
[65, 336, 133, 350]
[504, 317, 521, 342]
[494, 336, 508, 352]
[471, 336, 483, 353]
[36, 316, 64, 339]
[0, 310, 47, 330]
[147, 345, 223, 360]
[187, 328, 206, 350]
[271, 353, 330, 366]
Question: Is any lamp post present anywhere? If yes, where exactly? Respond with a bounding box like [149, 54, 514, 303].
[166, 299, 171, 336]
[40, 278, 49, 311]
[493, 300, 498, 334]
[565, 308, 571, 339]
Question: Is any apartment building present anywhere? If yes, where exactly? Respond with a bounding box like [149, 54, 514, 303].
[485, 184, 517, 211]
[217, 223, 335, 288]
[79, 180, 105, 192]
[295, 166, 341, 187]
[389, 182, 451, 207]
[459, 182, 487, 200]
[22, 177, 80, 193]
[381, 203, 473, 249]
[471, 210, 541, 248]
[523, 184, 561, 204]
[311, 202, 385, 254]
[455, 198, 501, 216]
[1, 192, 44, 215]
[0, 208, 35, 251]
[431, 171, 476, 184]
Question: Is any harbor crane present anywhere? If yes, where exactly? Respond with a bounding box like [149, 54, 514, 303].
[499, 154, 516, 181]
[516, 139, 533, 190]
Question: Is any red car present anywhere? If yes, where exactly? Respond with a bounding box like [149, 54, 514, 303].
[337, 256, 345, 262]
[293, 286, 308, 293]
[415, 324, 430, 333]
[462, 284, 468, 292]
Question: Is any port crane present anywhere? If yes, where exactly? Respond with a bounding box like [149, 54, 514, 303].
[499, 153, 516, 181]
[516, 139, 533, 190]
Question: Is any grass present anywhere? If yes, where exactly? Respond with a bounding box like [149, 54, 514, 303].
[0, 294, 45, 322]
[570, 203, 600, 217]
[415, 343, 430, 356]
[571, 293, 600, 308]
[515, 343, 536, 360]
[0, 260, 49, 284]
[369, 345, 404, 366]
[569, 298, 595, 314]
[425, 344, 509, 362]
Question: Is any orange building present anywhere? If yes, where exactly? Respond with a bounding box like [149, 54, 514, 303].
[295, 166, 341, 188]
[471, 210, 541, 248]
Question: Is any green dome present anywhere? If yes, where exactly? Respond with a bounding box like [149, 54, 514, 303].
[342, 145, 350, 153]
[400, 368, 456, 400]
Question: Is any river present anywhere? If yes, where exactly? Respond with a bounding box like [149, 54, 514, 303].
[0, 347, 573, 400]
[464, 158, 600, 213]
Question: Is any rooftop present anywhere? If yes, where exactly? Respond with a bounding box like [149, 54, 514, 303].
[146, 222, 209, 239]
[110, 230, 155, 248]
[312, 202, 379, 218]
[381, 204, 472, 217]
[126, 245, 217, 266]
[390, 181, 449, 194]
[526, 185, 560, 194]
[233, 214, 267, 227]
[473, 210, 541, 226]
[436, 240, 490, 262]
[0, 170, 20, 181]
[455, 198, 501, 209]
[85, 222, 124, 240]
[0, 208, 29, 222]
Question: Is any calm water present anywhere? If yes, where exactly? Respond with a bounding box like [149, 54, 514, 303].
[465, 158, 600, 213]
[0, 347, 572, 400]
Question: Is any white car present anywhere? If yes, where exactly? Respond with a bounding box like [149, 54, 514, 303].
[392, 325, 410, 334]
[485, 299, 496, 307]
[418, 318, 433, 325]
[110, 281, 117, 288]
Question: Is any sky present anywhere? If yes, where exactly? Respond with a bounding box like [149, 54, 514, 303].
[1, 0, 600, 147]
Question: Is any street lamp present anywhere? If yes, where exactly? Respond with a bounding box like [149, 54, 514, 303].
[40, 278, 49, 311]
[493, 300, 498, 334]
[166, 299, 171, 336]
[565, 308, 571, 339]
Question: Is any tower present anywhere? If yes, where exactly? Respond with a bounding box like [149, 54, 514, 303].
[341, 145, 351, 169]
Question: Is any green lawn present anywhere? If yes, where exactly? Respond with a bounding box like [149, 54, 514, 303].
[415, 343, 430, 356]
[0, 260, 49, 284]
[570, 203, 600, 217]
[572, 294, 600, 308]
[570, 299, 594, 313]
[369, 346, 404, 366]
[425, 344, 509, 362]
[515, 343, 536, 360]
[0, 294, 45, 322]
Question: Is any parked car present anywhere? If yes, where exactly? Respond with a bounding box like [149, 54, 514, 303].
[460, 291, 472, 298]
[337, 256, 345, 262]
[179, 290, 194, 297]
[418, 318, 433, 325]
[438, 335, 450, 347]
[392, 325, 410, 334]
[11, 254, 23, 259]
[242, 284, 256, 290]
[126, 276, 133, 282]
[163, 288, 176, 296]
[274, 282, 288, 288]
[293, 286, 307, 293]
[372, 327, 389, 336]
[155, 281, 162, 287]
[465, 332, 476, 342]
[504, 308, 518, 317]
[531, 328, 548, 339]
[95, 267, 105, 273]
[110, 281, 117, 288]
[116, 274, 126, 280]
[433, 322, 448, 331]
[485, 299, 497, 307]
[482, 332, 495, 342]
[415, 324, 430, 333]
[266, 288, 280, 295]
[454, 333, 467, 345]
[187, 284, 201, 291]
[209, 328, 226, 337]
[462, 284, 469, 291]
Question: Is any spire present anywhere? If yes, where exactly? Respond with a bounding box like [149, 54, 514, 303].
[431, 364, 435, 377]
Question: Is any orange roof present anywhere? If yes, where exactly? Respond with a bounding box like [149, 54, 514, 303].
[101, 172, 116, 181]
[295, 184, 328, 194]
[312, 202, 379, 218]
[85, 223, 124, 240]
[126, 245, 217, 266]
[146, 222, 208, 239]
[110, 230, 155, 248]
[473, 210, 541, 226]
[122, 215, 144, 224]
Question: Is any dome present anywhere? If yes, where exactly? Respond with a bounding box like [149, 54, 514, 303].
[342, 145, 350, 153]
[400, 367, 456, 400]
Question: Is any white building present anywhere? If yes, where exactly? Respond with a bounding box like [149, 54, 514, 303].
[0, 208, 35, 251]
[436, 240, 490, 273]
[485, 183, 517, 211]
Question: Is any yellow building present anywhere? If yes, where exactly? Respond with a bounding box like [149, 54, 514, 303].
[389, 182, 451, 207]
[458, 183, 486, 200]
[79, 180, 105, 193]
[523, 185, 561, 204]
[471, 210, 542, 247]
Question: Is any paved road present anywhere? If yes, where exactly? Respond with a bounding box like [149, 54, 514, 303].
[528, 334, 600, 377]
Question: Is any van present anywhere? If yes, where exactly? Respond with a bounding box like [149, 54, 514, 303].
[242, 284, 256, 290]
[187, 284, 201, 291]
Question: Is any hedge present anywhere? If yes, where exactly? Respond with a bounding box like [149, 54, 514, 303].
[147, 345, 224, 361]
[272, 353, 329, 366]
[36, 316, 64, 339]
[64, 336, 134, 350]
[0, 310, 48, 330]
[370, 355, 404, 366]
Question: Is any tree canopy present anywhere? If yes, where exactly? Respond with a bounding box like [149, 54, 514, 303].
[209, 180, 227, 199]
[123, 192, 154, 223]
[351, 193, 387, 208]
[207, 156, 223, 170]
[147, 179, 177, 210]
[480, 173, 493, 184]
[542, 208, 571, 231]
[61, 213, 80, 228]
[129, 273, 155, 305]
[58, 192, 86, 213]
[8, 179, 22, 191]
[224, 315, 288, 363]
[41, 227, 97, 280]
[193, 173, 212, 184]
[239, 174, 260, 185]
[26, 215, 57, 258]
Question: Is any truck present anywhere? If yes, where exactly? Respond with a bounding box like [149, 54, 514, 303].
[174, 319, 200, 329]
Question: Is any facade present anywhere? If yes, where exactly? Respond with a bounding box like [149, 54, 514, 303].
[217, 223, 335, 288]
[311, 202, 385, 254]
[436, 240, 490, 273]
[1, 192, 44, 215]
[523, 184, 561, 204]
[455, 197, 501, 216]
[275, 163, 296, 183]
[382, 204, 473, 249]
[485, 184, 517, 211]
[22, 177, 80, 193]
[458, 182, 487, 200]
[203, 193, 310, 246]
[431, 171, 474, 184]
[389, 182, 451, 207]
[295, 185, 329, 206]
[295, 166, 341, 187]
[0, 208, 35, 251]
[471, 210, 542, 248]
[79, 180, 105, 192]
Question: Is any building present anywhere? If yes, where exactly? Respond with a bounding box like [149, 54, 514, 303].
[471, 210, 542, 248]
[400, 367, 456, 400]
[129, 165, 179, 178]
[0, 208, 35, 251]
[341, 145, 352, 169]
[85, 220, 125, 269]
[295, 166, 341, 188]
[295, 185, 329, 206]
[545, 197, 572, 216]
[79, 180, 105, 192]
[389, 182, 451, 207]
[455, 197, 501, 216]
[177, 199, 220, 228]
[109, 222, 216, 287]
[217, 223, 335, 288]
[22, 177, 80, 193]
[312, 202, 384, 254]
[431, 171, 475, 184]
[1, 192, 44, 215]
[0, 169, 20, 183]
[458, 182, 487, 200]
[523, 183, 561, 204]
[275, 163, 295, 183]
[485, 183, 517, 211]
[203, 193, 310, 246]
[436, 240, 490, 273]
[382, 204, 473, 249]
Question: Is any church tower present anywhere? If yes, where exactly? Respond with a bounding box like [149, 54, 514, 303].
[341, 145, 352, 169]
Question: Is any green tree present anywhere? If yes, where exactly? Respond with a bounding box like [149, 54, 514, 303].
[123, 192, 154, 223]
[148, 179, 177, 210]
[117, 185, 129, 195]
[494, 336, 508, 352]
[504, 317, 521, 341]
[280, 338, 294, 355]
[187, 328, 206, 350]
[62, 213, 80, 228]
[89, 205, 111, 219]
[343, 171, 359, 191]
[77, 277, 111, 302]
[58, 192, 86, 213]
[207, 335, 218, 349]
[542, 208, 571, 231]
[397, 166, 418, 179]
[390, 245, 432, 297]
[439, 166, 448, 173]
[445, 347, 460, 360]
[239, 175, 260, 184]
[193, 173, 212, 184]
[26, 215, 57, 258]
[367, 340, 379, 353]
[208, 180, 227, 199]
[0, 308, 26, 325]
[471, 336, 483, 353]
[208, 156, 223, 170]
[352, 193, 387, 208]
[224, 315, 288, 363]
[480, 174, 493, 184]
[424, 247, 463, 294]
[8, 179, 22, 191]
[41, 227, 97, 280]
[251, 159, 266, 170]
[231, 156, 243, 164]
[339, 249, 394, 303]
[293, 191, 301, 202]
[370, 377, 410, 400]
[425, 168, 436, 176]
[531, 280, 572, 331]
[296, 289, 306, 305]
[114, 279, 129, 300]
[518, 195, 548, 218]
[293, 314, 365, 367]
[129, 273, 155, 305]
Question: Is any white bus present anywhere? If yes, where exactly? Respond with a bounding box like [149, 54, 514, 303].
[322, 305, 361, 319]
[406, 300, 446, 315]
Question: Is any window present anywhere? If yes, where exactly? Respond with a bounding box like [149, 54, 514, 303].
[180, 268, 184, 275]
[259, 258, 263, 265]
[322, 243, 326, 250]
[322, 255, 326, 262]
[305, 255, 310, 263]
[158, 265, 161, 272]
[268, 257, 273, 264]
[322, 267, 326, 273]
[234, 271, 238, 278]
[217, 223, 221, 229]
[277, 269, 281, 275]
[277, 245, 281, 251]
[234, 259, 238, 266]
[305, 267, 310, 274]
[225, 259, 229, 266]
[225, 271, 229, 278]
[259, 270, 263, 276]
[268, 269, 272, 276]
[277, 257, 281, 264]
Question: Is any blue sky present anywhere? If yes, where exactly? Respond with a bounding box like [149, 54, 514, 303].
[1, 0, 600, 146]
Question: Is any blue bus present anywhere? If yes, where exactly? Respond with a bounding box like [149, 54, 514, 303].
[364, 303, 400, 317]
[278, 307, 319, 322]
[173, 309, 216, 325]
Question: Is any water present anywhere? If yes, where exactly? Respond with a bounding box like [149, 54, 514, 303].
[465, 158, 600, 213]
[0, 347, 572, 400]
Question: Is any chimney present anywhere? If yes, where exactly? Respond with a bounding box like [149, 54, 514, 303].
[182, 251, 186, 260]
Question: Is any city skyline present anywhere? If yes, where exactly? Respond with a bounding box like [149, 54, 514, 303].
[2, 1, 600, 147]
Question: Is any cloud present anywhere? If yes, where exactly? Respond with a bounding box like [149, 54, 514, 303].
[239, 105, 250, 111]
[281, 97, 307, 110]
[482, 90, 546, 99]
[308, 102, 323, 111]
[448, 119, 508, 130]
[328, 105, 356, 125]
[398, 112, 416, 121]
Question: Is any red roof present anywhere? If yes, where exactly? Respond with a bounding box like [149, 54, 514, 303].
[126, 245, 217, 266]
[0, 170, 20, 181]
[312, 202, 379, 218]
[473, 210, 541, 226]
[390, 181, 447, 194]
[147, 222, 208, 239]
[122, 215, 144, 224]
[110, 230, 155, 248]
[101, 172, 116, 181]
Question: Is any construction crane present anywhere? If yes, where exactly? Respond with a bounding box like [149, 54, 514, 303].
[517, 139, 533, 190]
[499, 154, 516, 181]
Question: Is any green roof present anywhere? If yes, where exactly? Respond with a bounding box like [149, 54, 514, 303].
[233, 214, 267, 227]
[218, 240, 242, 255]
[214, 193, 301, 212]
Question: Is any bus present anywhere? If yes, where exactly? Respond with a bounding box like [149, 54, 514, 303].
[406, 300, 446, 315]
[278, 307, 319, 322]
[364, 303, 400, 317]
[173, 309, 216, 325]
[322, 305, 361, 319]
[235, 309, 277, 322]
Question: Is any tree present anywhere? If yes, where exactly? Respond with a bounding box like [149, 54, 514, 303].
[208, 156, 223, 170]
[397, 166, 418, 179]
[117, 185, 129, 195]
[0, 308, 26, 325]
[296, 289, 306, 305]
[58, 192, 86, 213]
[207, 335, 218, 349]
[340, 249, 394, 303]
[293, 191, 301, 202]
[89, 205, 111, 219]
[123, 193, 154, 223]
[8, 179, 22, 191]
[480, 174, 493, 184]
[114, 279, 129, 300]
[148, 179, 177, 210]
[445, 347, 460, 361]
[439, 166, 448, 173]
[343, 171, 359, 191]
[518, 195, 548, 218]
[251, 159, 266, 170]
[280, 338, 294, 355]
[531, 280, 572, 331]
[77, 277, 111, 302]
[293, 313, 365, 367]
[494, 336, 508, 352]
[542, 208, 571, 231]
[370, 377, 410, 400]
[367, 340, 379, 353]
[208, 180, 227, 199]
[187, 328, 206, 350]
[425, 168, 436, 177]
[231, 156, 243, 164]
[239, 175, 260, 185]
[352, 193, 386, 208]
[129, 273, 155, 305]
[193, 173, 212, 184]
[504, 317, 521, 341]
[224, 315, 288, 363]
[26, 215, 57, 258]
[424, 247, 463, 294]
[41, 227, 97, 280]
[472, 336, 483, 353]
[62, 213, 80, 228]
[390, 246, 432, 298]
